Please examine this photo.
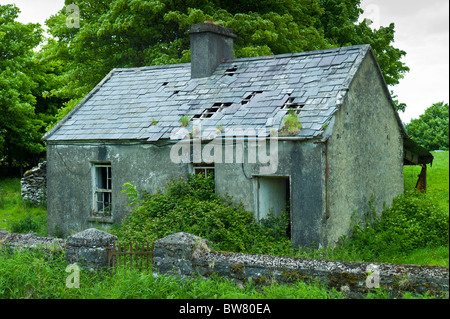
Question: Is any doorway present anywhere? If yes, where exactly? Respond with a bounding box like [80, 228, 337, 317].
[255, 176, 291, 238]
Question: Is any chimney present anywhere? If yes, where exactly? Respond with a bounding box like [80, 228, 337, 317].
[189, 22, 236, 79]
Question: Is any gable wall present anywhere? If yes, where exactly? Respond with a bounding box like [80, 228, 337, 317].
[325, 52, 404, 247]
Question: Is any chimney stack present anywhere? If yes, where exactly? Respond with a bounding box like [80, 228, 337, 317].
[189, 22, 236, 79]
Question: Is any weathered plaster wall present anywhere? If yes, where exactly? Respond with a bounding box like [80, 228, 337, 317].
[46, 142, 189, 237]
[47, 139, 326, 247]
[325, 52, 404, 246]
[214, 140, 325, 248]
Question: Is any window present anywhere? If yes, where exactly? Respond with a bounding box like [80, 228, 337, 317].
[193, 163, 215, 178]
[92, 163, 112, 217]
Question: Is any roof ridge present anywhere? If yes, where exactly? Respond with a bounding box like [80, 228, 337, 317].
[222, 44, 369, 64]
[113, 44, 370, 71]
[114, 62, 190, 73]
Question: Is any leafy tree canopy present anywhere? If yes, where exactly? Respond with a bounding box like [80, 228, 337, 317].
[405, 102, 449, 151]
[0, 4, 44, 169]
[0, 4, 67, 171]
[44, 0, 409, 119]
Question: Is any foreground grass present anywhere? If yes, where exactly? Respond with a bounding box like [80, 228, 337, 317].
[0, 249, 440, 300]
[0, 249, 346, 299]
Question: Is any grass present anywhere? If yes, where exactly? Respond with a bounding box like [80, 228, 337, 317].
[404, 150, 449, 211]
[0, 249, 345, 299]
[0, 177, 47, 236]
[0, 249, 440, 299]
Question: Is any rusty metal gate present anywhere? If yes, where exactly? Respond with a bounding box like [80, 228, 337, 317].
[107, 242, 153, 272]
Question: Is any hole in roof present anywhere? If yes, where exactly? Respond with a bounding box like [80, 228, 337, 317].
[193, 102, 233, 119]
[224, 65, 238, 76]
[282, 97, 303, 114]
[162, 82, 168, 86]
[241, 91, 263, 105]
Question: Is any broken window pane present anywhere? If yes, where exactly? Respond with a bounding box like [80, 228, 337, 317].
[92, 163, 112, 217]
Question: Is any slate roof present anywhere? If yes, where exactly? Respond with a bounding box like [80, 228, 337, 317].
[43, 44, 372, 142]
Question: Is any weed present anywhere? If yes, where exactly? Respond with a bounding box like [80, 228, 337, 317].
[279, 109, 302, 136]
[179, 115, 190, 127]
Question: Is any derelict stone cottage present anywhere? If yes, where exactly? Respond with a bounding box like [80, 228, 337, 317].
[42, 23, 432, 248]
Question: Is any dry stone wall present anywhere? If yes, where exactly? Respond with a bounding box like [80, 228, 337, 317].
[153, 232, 449, 298]
[0, 228, 117, 270]
[0, 229, 65, 253]
[21, 161, 47, 205]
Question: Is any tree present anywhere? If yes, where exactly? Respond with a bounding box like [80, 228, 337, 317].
[0, 4, 64, 172]
[405, 102, 449, 151]
[0, 4, 44, 171]
[43, 0, 410, 122]
[317, 0, 409, 87]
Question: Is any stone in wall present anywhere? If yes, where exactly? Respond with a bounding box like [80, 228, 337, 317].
[21, 161, 47, 205]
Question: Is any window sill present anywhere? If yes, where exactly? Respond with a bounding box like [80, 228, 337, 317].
[87, 216, 114, 224]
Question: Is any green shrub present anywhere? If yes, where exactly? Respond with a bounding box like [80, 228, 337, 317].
[340, 191, 449, 262]
[115, 174, 294, 255]
[7, 212, 47, 236]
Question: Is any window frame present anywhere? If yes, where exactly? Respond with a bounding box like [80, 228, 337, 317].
[192, 163, 215, 178]
[91, 162, 113, 218]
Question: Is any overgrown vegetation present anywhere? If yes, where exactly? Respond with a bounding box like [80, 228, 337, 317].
[115, 174, 294, 256]
[115, 170, 449, 267]
[279, 110, 302, 136]
[1, 248, 439, 299]
[0, 248, 347, 299]
[338, 191, 449, 265]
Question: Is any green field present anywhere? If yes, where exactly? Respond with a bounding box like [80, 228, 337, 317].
[404, 151, 449, 212]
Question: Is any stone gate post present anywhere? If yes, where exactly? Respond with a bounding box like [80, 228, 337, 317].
[65, 228, 118, 270]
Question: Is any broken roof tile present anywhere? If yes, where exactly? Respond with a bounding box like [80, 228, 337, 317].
[43, 45, 371, 142]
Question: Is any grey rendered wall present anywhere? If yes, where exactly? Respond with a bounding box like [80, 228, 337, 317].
[47, 139, 326, 248]
[46, 142, 189, 237]
[325, 52, 404, 247]
[214, 140, 326, 248]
